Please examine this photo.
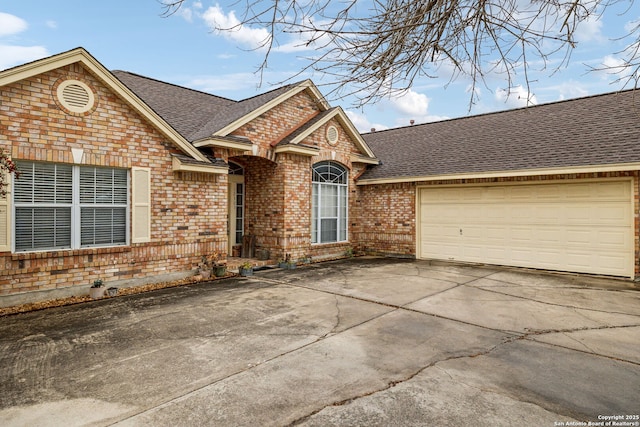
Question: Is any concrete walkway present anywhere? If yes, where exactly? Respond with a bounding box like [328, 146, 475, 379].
[0, 257, 638, 426]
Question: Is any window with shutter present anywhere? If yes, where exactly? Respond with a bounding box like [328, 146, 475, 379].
[13, 161, 129, 252]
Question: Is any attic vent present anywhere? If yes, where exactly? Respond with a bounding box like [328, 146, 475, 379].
[326, 125, 339, 145]
[57, 80, 95, 113]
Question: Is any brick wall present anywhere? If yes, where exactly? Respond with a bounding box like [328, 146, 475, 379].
[353, 182, 416, 256]
[231, 94, 369, 262]
[0, 63, 227, 304]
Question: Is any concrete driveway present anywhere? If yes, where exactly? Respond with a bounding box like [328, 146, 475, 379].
[0, 257, 638, 426]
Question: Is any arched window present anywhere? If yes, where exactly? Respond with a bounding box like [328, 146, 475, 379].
[312, 161, 348, 243]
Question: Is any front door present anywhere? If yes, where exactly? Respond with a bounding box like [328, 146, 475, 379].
[228, 174, 244, 254]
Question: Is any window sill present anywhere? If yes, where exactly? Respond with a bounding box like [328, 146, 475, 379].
[311, 241, 350, 248]
[11, 245, 131, 261]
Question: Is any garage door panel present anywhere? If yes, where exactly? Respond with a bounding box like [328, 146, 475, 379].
[594, 230, 631, 248]
[595, 205, 631, 223]
[597, 255, 630, 271]
[565, 229, 592, 245]
[419, 181, 634, 277]
[594, 181, 631, 199]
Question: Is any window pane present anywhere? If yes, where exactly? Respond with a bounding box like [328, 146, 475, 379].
[15, 207, 71, 251]
[80, 167, 127, 204]
[320, 184, 338, 217]
[340, 187, 348, 241]
[320, 218, 337, 243]
[81, 207, 126, 246]
[311, 184, 318, 243]
[14, 162, 72, 204]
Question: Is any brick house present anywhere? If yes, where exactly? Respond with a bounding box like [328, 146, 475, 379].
[1, 48, 639, 306]
[0, 48, 378, 305]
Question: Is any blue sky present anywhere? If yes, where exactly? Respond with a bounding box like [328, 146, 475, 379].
[0, 1, 637, 132]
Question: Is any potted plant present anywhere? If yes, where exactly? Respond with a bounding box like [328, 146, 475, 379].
[278, 253, 297, 270]
[208, 251, 227, 277]
[89, 279, 105, 299]
[300, 254, 312, 265]
[239, 261, 254, 277]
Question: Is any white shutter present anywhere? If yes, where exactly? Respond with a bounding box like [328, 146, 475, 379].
[0, 172, 9, 252]
[131, 167, 151, 243]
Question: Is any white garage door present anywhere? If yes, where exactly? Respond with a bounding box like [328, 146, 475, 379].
[418, 180, 634, 277]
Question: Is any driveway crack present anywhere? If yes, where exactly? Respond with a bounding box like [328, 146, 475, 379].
[286, 337, 516, 426]
[469, 285, 640, 318]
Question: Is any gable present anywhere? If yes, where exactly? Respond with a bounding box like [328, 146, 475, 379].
[0, 48, 209, 163]
[276, 107, 378, 164]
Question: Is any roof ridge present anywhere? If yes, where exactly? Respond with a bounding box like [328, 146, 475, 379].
[236, 79, 307, 103]
[111, 70, 238, 103]
[362, 88, 638, 135]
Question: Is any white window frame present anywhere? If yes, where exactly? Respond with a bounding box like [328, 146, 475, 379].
[13, 161, 129, 252]
[312, 161, 348, 244]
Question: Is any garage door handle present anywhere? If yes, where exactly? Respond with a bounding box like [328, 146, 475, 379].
[459, 229, 462, 235]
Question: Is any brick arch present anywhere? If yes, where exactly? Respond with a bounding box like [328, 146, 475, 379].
[312, 151, 352, 170]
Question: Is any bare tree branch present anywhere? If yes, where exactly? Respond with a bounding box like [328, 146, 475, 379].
[159, 0, 639, 107]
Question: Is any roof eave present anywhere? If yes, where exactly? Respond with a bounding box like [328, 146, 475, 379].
[193, 137, 253, 151]
[351, 154, 380, 165]
[274, 144, 320, 157]
[172, 156, 228, 174]
[356, 162, 640, 185]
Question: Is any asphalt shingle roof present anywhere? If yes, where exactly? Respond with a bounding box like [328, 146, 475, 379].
[188, 83, 300, 141]
[113, 71, 304, 143]
[360, 90, 640, 181]
[112, 71, 235, 142]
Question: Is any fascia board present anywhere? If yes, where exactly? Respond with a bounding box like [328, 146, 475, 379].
[193, 138, 253, 151]
[0, 48, 210, 163]
[274, 145, 319, 156]
[351, 154, 380, 165]
[172, 156, 228, 174]
[356, 162, 640, 185]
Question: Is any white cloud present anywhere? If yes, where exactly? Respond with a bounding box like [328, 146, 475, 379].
[0, 45, 49, 70]
[201, 5, 270, 50]
[46, 20, 57, 29]
[0, 12, 27, 37]
[495, 85, 538, 108]
[382, 89, 449, 127]
[546, 81, 590, 101]
[178, 7, 193, 22]
[574, 16, 605, 43]
[601, 55, 627, 72]
[389, 89, 430, 117]
[345, 110, 388, 133]
[0, 12, 48, 70]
